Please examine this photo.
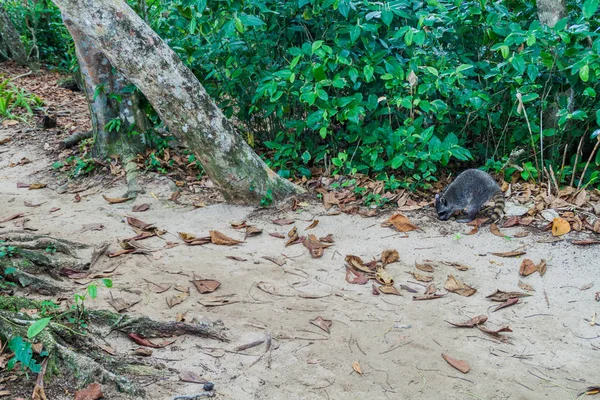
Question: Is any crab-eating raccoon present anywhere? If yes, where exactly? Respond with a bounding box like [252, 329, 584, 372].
[434, 169, 505, 223]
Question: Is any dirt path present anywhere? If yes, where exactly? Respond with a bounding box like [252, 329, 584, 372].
[1, 122, 599, 400]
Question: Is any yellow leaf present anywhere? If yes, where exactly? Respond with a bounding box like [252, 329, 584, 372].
[352, 361, 362, 375]
[551, 217, 571, 236]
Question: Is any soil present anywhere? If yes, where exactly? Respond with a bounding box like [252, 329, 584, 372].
[1, 64, 599, 400]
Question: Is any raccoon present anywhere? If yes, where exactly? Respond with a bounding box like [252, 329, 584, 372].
[434, 169, 505, 223]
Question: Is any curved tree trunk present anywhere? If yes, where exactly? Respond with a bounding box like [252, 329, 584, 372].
[0, 6, 29, 67]
[54, 0, 303, 204]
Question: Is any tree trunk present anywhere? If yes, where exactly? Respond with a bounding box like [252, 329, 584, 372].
[54, 0, 303, 204]
[537, 0, 566, 28]
[0, 6, 29, 67]
[65, 21, 150, 195]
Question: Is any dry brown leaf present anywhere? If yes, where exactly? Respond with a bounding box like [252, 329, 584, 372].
[346, 268, 369, 285]
[98, 344, 117, 356]
[126, 217, 154, 231]
[107, 297, 139, 313]
[262, 256, 286, 266]
[226, 256, 247, 262]
[192, 279, 221, 294]
[28, 183, 46, 190]
[518, 280, 535, 292]
[128, 333, 176, 348]
[352, 361, 363, 375]
[407, 271, 433, 282]
[519, 259, 537, 276]
[287, 226, 297, 237]
[572, 240, 600, 246]
[444, 275, 476, 297]
[132, 204, 150, 212]
[375, 267, 394, 285]
[303, 234, 333, 258]
[502, 217, 520, 228]
[166, 291, 189, 308]
[486, 290, 531, 302]
[323, 192, 340, 209]
[230, 220, 248, 229]
[477, 325, 513, 335]
[0, 213, 24, 223]
[74, 383, 103, 400]
[424, 283, 437, 295]
[310, 316, 332, 333]
[378, 285, 401, 296]
[441, 261, 470, 271]
[24, 201, 44, 207]
[272, 219, 294, 225]
[382, 212, 419, 232]
[552, 217, 571, 236]
[345, 255, 374, 274]
[102, 195, 133, 204]
[210, 230, 243, 245]
[49, 207, 60, 213]
[74, 193, 81, 203]
[442, 353, 470, 374]
[179, 371, 207, 384]
[381, 249, 399, 265]
[413, 293, 446, 300]
[244, 225, 263, 239]
[132, 348, 153, 357]
[490, 250, 526, 258]
[446, 315, 488, 328]
[490, 223, 509, 238]
[537, 259, 547, 276]
[305, 220, 319, 230]
[415, 262, 434, 273]
[493, 298, 519, 312]
[319, 234, 335, 243]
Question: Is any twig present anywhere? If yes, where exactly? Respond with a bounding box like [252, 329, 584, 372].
[559, 144, 568, 183]
[576, 136, 600, 191]
[516, 92, 540, 178]
[570, 134, 586, 187]
[248, 331, 272, 368]
[549, 165, 560, 195]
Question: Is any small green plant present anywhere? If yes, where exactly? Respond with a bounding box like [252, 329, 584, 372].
[105, 117, 122, 133]
[0, 78, 43, 120]
[260, 189, 273, 207]
[69, 279, 112, 329]
[45, 244, 57, 254]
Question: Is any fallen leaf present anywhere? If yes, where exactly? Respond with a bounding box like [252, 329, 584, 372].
[74, 383, 103, 400]
[381, 249, 399, 265]
[518, 280, 535, 292]
[441, 261, 470, 271]
[490, 223, 509, 238]
[444, 275, 476, 297]
[446, 315, 488, 328]
[287, 226, 297, 237]
[79, 223, 105, 233]
[303, 234, 333, 258]
[49, 207, 60, 213]
[345, 255, 374, 274]
[285, 233, 304, 247]
[580, 387, 600, 396]
[407, 271, 433, 282]
[192, 279, 221, 294]
[226, 256, 247, 262]
[424, 283, 437, 295]
[102, 195, 133, 204]
[372, 283, 380, 295]
[179, 371, 207, 384]
[210, 230, 243, 245]
[17, 182, 30, 188]
[144, 280, 171, 293]
[552, 217, 571, 236]
[580, 282, 594, 291]
[415, 262, 434, 273]
[305, 220, 319, 230]
[502, 217, 520, 228]
[493, 298, 519, 312]
[166, 291, 189, 308]
[230, 220, 248, 229]
[132, 204, 150, 212]
[319, 234, 335, 243]
[382, 212, 419, 232]
[28, 183, 46, 190]
[24, 201, 44, 207]
[378, 285, 401, 296]
[198, 294, 239, 307]
[128, 333, 176, 348]
[486, 290, 531, 302]
[310, 316, 332, 333]
[537, 259, 547, 276]
[0, 213, 24, 223]
[98, 344, 117, 355]
[107, 248, 136, 257]
[376, 267, 394, 285]
[322, 192, 340, 209]
[268, 232, 285, 239]
[262, 256, 285, 266]
[468, 217, 489, 226]
[477, 325, 513, 335]
[132, 348, 153, 357]
[572, 240, 600, 246]
[272, 219, 294, 226]
[519, 259, 537, 276]
[0, 136, 12, 144]
[127, 217, 154, 231]
[345, 268, 369, 285]
[352, 361, 362, 375]
[490, 250, 526, 258]
[107, 297, 139, 313]
[178, 232, 211, 245]
[442, 353, 470, 374]
[244, 225, 263, 239]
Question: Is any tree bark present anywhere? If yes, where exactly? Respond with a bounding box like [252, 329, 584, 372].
[54, 0, 302, 204]
[0, 6, 29, 67]
[537, 0, 566, 28]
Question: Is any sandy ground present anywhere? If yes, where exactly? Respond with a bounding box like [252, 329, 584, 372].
[1, 128, 599, 400]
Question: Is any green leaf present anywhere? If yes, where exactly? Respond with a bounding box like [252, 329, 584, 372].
[363, 65, 374, 82]
[583, 0, 599, 18]
[404, 29, 414, 46]
[456, 64, 473, 73]
[238, 14, 265, 27]
[579, 64, 590, 82]
[596, 109, 600, 125]
[527, 64, 539, 81]
[196, 0, 207, 12]
[382, 9, 393, 26]
[290, 55, 301, 69]
[27, 317, 51, 339]
[521, 93, 539, 103]
[338, 0, 350, 18]
[88, 284, 98, 299]
[511, 55, 526, 75]
[311, 40, 324, 53]
[350, 25, 361, 43]
[500, 45, 509, 59]
[426, 67, 439, 77]
[583, 87, 596, 97]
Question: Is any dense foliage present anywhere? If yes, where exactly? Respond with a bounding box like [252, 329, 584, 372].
[2, 0, 600, 189]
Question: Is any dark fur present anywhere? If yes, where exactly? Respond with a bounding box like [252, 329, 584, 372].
[435, 169, 505, 223]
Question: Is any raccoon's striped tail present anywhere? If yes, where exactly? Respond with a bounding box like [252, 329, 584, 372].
[490, 191, 505, 223]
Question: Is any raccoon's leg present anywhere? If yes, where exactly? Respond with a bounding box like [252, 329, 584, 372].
[456, 206, 480, 223]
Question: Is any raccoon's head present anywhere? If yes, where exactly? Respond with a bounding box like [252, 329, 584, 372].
[434, 193, 451, 221]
